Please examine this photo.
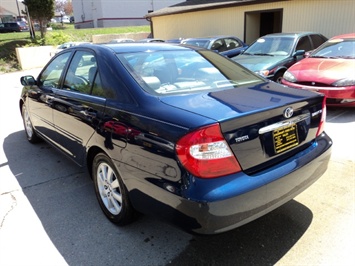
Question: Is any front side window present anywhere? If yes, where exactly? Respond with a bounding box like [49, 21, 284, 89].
[39, 52, 71, 88]
[117, 50, 263, 95]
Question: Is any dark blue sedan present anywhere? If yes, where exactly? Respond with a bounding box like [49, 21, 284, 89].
[19, 43, 332, 234]
[181, 36, 248, 57]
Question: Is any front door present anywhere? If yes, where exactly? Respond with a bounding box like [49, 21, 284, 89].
[52, 49, 106, 165]
[28, 52, 72, 145]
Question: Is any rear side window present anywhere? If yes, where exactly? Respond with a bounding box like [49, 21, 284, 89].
[211, 39, 227, 52]
[63, 51, 98, 94]
[296, 36, 312, 51]
[310, 34, 327, 49]
[224, 38, 242, 50]
[61, 50, 118, 99]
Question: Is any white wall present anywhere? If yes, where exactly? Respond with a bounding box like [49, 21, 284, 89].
[152, 0, 355, 42]
[71, 0, 181, 28]
[0, 0, 27, 20]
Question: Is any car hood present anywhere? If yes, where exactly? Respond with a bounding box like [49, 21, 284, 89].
[233, 55, 288, 72]
[159, 81, 316, 122]
[288, 58, 355, 83]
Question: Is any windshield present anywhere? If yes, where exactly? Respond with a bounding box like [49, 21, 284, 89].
[116, 50, 264, 95]
[244, 36, 295, 56]
[311, 38, 355, 59]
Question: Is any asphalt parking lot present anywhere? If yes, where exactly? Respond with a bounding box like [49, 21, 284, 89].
[0, 69, 354, 266]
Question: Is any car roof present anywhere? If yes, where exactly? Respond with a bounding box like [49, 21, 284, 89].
[330, 33, 355, 39]
[137, 38, 165, 42]
[75, 42, 195, 53]
[261, 32, 322, 38]
[184, 36, 238, 41]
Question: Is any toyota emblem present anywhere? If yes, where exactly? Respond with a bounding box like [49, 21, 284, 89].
[283, 107, 294, 118]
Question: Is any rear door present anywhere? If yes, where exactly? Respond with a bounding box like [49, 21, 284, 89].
[309, 34, 327, 50]
[221, 37, 247, 57]
[52, 49, 106, 165]
[295, 35, 312, 52]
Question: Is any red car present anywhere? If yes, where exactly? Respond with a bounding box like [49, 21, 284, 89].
[282, 33, 355, 107]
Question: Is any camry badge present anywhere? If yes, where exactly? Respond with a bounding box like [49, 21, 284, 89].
[283, 107, 294, 118]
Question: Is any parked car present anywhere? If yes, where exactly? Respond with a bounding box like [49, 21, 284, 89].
[181, 36, 248, 58]
[137, 38, 165, 43]
[232, 32, 328, 83]
[19, 43, 332, 234]
[282, 33, 355, 107]
[61, 15, 70, 23]
[0, 22, 26, 33]
[51, 42, 89, 56]
[165, 38, 184, 43]
[109, 38, 135, 43]
[17, 21, 28, 31]
[33, 23, 40, 31]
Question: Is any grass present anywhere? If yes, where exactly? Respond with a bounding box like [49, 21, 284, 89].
[0, 24, 150, 73]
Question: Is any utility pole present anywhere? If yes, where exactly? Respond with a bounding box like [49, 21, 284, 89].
[15, 0, 21, 19]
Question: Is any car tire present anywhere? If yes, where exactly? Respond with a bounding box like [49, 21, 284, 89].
[92, 153, 136, 225]
[21, 104, 41, 143]
[273, 71, 285, 83]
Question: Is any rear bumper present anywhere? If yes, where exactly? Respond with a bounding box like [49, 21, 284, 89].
[129, 132, 332, 234]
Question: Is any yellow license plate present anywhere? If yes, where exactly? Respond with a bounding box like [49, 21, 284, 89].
[273, 124, 299, 154]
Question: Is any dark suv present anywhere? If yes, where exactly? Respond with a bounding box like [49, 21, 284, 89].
[232, 32, 328, 83]
[0, 22, 26, 33]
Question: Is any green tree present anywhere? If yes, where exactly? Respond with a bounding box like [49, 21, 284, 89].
[22, 0, 55, 40]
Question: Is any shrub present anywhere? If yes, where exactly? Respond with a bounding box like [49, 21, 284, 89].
[45, 31, 70, 46]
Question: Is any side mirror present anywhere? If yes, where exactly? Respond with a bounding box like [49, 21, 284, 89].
[304, 51, 313, 58]
[20, 75, 36, 86]
[292, 50, 305, 58]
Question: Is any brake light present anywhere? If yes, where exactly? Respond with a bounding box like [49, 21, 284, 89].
[316, 96, 327, 137]
[176, 123, 242, 178]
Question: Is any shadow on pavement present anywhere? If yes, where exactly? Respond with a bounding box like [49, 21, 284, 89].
[327, 107, 355, 124]
[169, 199, 312, 265]
[4, 130, 313, 266]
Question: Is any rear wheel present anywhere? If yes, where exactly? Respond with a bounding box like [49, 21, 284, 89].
[92, 153, 136, 225]
[21, 104, 41, 143]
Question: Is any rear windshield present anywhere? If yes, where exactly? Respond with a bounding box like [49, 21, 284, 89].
[116, 50, 264, 95]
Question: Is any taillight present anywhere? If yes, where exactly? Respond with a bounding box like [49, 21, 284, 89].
[176, 123, 242, 178]
[316, 96, 327, 137]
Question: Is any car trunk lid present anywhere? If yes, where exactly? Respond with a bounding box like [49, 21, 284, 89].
[160, 82, 325, 174]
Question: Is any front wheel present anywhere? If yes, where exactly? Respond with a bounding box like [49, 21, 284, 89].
[21, 104, 41, 143]
[273, 71, 285, 83]
[92, 153, 136, 225]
